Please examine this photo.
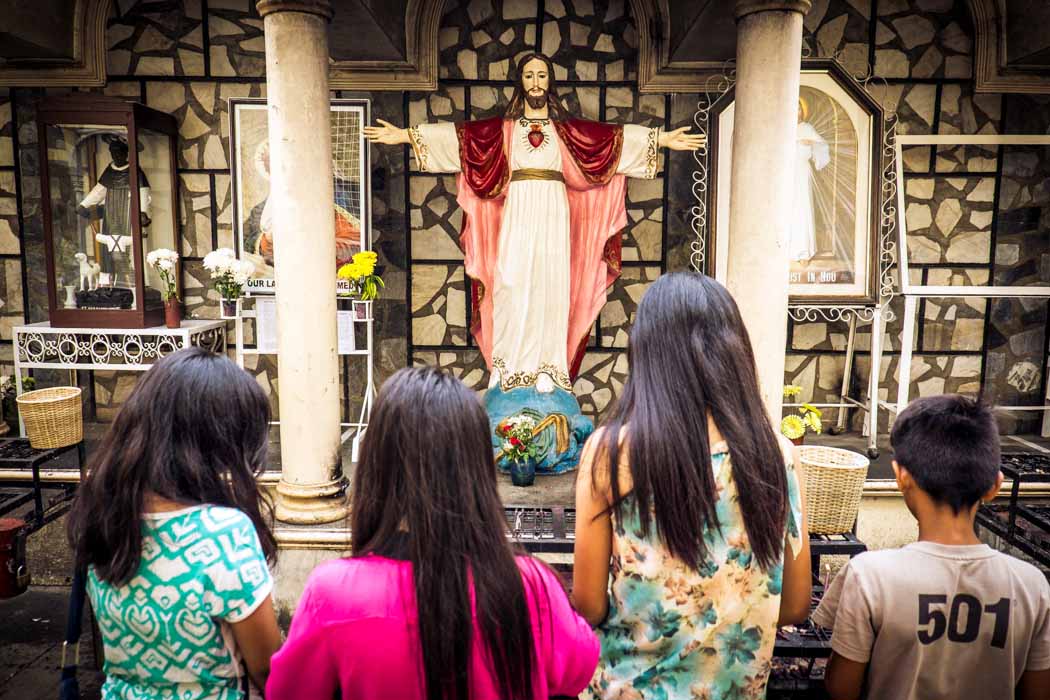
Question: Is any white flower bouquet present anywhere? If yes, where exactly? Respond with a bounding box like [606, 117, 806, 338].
[145, 248, 180, 301]
[202, 248, 255, 301]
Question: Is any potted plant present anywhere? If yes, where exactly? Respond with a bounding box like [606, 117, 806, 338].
[146, 248, 180, 328]
[497, 414, 541, 486]
[781, 384, 822, 446]
[203, 248, 254, 318]
[1, 375, 34, 435]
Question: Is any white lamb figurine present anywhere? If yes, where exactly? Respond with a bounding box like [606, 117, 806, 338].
[74, 253, 100, 292]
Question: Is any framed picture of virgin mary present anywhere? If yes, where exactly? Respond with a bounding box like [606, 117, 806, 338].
[229, 98, 371, 293]
[709, 59, 884, 303]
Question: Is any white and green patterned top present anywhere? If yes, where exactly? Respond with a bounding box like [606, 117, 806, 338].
[87, 505, 273, 700]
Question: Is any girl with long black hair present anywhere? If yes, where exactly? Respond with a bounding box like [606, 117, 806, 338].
[68, 348, 281, 699]
[573, 272, 811, 699]
[266, 366, 598, 700]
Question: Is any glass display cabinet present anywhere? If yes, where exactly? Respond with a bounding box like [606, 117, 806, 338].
[37, 96, 180, 328]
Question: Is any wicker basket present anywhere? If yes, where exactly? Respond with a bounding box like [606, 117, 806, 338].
[798, 445, 869, 535]
[16, 387, 83, 449]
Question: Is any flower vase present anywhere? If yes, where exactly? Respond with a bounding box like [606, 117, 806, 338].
[221, 298, 239, 319]
[790, 435, 805, 447]
[353, 299, 371, 320]
[164, 297, 181, 329]
[509, 458, 537, 487]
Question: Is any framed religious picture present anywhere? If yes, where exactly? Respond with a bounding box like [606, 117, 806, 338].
[709, 59, 884, 303]
[229, 98, 371, 293]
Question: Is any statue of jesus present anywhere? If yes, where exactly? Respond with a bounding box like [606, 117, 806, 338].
[366, 53, 701, 473]
[366, 52, 702, 396]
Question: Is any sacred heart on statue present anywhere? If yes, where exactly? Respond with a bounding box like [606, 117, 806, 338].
[528, 124, 545, 148]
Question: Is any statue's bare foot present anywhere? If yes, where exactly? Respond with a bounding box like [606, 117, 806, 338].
[536, 373, 555, 394]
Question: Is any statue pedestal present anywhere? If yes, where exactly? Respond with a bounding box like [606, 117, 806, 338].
[485, 385, 594, 475]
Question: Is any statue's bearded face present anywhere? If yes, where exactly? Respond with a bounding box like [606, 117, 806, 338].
[521, 57, 550, 109]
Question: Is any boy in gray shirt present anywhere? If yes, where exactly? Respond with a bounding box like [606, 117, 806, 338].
[813, 394, 1050, 700]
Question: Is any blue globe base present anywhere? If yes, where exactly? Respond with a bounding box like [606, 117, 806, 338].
[486, 384, 594, 475]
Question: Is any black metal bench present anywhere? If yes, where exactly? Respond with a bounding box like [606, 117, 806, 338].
[0, 438, 86, 532]
[975, 453, 1050, 571]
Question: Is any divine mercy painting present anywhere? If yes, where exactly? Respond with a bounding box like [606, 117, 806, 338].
[711, 60, 884, 303]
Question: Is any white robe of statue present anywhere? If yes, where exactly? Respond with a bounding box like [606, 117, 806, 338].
[413, 119, 657, 392]
[788, 121, 830, 263]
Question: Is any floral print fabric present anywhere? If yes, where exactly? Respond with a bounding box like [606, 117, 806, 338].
[588, 443, 802, 700]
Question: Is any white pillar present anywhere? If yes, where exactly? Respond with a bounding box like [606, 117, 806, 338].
[726, 0, 810, 420]
[257, 0, 348, 524]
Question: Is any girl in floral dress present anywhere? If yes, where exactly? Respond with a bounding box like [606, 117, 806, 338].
[573, 272, 812, 699]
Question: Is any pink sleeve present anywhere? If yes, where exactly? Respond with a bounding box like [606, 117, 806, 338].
[522, 559, 600, 696]
[265, 576, 340, 700]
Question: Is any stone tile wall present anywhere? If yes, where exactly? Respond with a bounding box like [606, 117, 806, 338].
[0, 90, 22, 367]
[1, 0, 408, 423]
[2, 0, 1048, 435]
[781, 0, 1050, 435]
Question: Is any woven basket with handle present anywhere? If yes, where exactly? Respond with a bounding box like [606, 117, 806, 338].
[16, 387, 83, 449]
[798, 445, 869, 535]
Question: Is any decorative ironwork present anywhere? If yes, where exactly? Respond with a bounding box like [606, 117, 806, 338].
[691, 62, 736, 274]
[194, 328, 225, 353]
[787, 306, 876, 323]
[15, 324, 227, 368]
[877, 113, 900, 304]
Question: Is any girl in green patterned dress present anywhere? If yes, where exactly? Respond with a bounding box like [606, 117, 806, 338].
[68, 348, 282, 700]
[573, 272, 812, 700]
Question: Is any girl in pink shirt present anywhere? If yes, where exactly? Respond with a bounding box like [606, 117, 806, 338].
[267, 367, 599, 700]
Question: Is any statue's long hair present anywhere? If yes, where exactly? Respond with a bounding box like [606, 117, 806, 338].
[503, 52, 569, 120]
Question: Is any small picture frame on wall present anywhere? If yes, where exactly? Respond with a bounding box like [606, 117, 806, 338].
[709, 59, 884, 304]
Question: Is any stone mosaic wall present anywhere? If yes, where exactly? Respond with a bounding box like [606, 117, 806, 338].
[411, 0, 1048, 430]
[1, 0, 1048, 436]
[0, 90, 23, 370]
[782, 0, 1050, 435]
[1, 0, 408, 423]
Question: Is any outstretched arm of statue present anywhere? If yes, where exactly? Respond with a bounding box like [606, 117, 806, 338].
[369, 119, 462, 175]
[658, 126, 705, 151]
[617, 124, 706, 179]
[362, 118, 410, 145]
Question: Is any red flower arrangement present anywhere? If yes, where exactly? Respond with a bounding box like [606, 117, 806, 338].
[497, 414, 540, 464]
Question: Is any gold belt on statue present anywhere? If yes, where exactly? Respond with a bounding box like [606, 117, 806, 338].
[510, 168, 565, 183]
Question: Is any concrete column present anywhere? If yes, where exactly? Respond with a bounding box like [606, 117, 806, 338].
[257, 0, 347, 523]
[726, 0, 810, 420]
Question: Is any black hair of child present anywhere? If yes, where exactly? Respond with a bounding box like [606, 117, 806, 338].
[890, 394, 1001, 513]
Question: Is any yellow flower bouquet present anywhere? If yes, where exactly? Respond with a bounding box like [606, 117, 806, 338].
[337, 251, 384, 301]
[781, 384, 822, 443]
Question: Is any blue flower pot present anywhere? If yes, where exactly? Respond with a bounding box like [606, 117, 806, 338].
[510, 458, 536, 487]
